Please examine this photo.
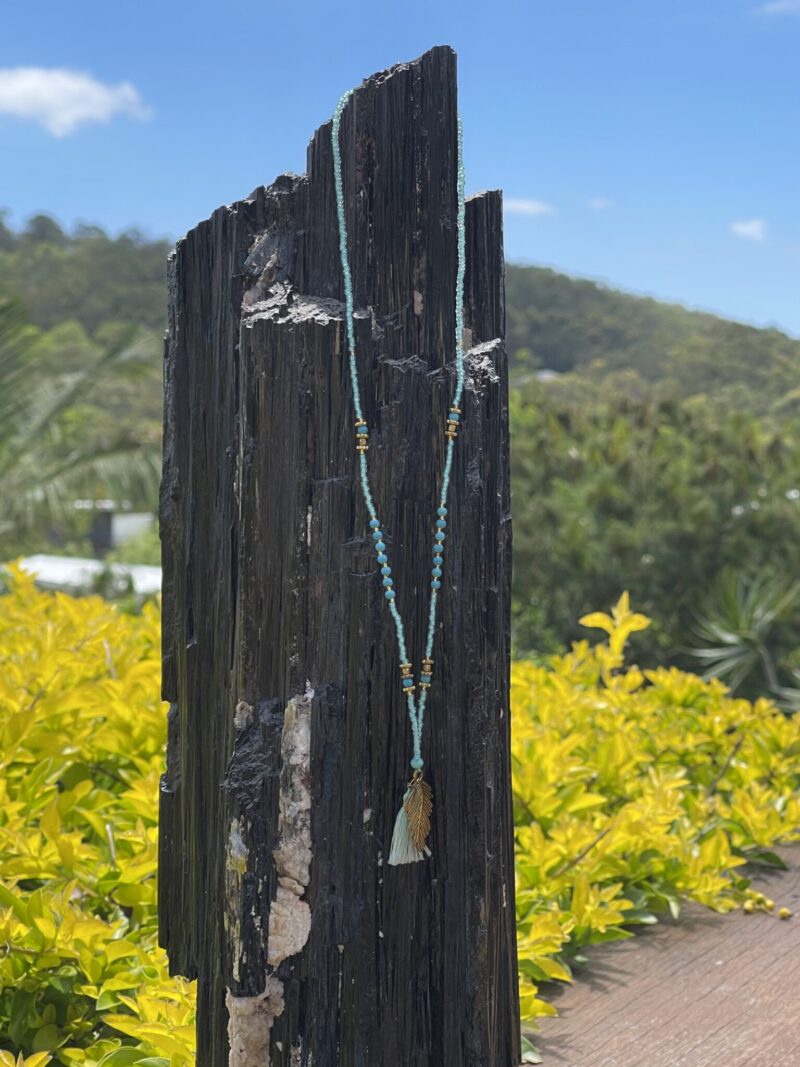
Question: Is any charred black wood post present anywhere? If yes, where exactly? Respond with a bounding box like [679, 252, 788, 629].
[159, 44, 519, 1067]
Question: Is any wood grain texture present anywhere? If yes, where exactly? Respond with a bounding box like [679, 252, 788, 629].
[535, 850, 800, 1066]
[158, 45, 519, 1066]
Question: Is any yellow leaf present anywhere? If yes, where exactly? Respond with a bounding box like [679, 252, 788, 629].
[578, 611, 614, 634]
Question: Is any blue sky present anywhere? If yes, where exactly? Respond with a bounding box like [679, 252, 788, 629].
[1, 0, 798, 334]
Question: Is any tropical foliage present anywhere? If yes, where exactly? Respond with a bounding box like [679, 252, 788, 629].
[0, 293, 160, 557]
[513, 593, 800, 1030]
[3, 575, 799, 1061]
[510, 377, 800, 682]
[688, 569, 800, 707]
[0, 568, 194, 1065]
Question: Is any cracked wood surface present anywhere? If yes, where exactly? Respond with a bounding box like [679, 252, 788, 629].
[535, 849, 800, 1066]
[158, 45, 519, 1066]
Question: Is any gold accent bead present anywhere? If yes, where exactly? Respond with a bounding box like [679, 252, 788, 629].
[422, 657, 433, 672]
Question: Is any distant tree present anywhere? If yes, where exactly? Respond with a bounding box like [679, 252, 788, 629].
[72, 222, 107, 241]
[22, 213, 68, 246]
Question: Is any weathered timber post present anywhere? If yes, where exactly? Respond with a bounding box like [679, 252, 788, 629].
[159, 44, 519, 1066]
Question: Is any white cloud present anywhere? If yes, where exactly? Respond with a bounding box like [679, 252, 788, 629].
[0, 67, 150, 137]
[589, 197, 614, 211]
[504, 198, 557, 217]
[731, 218, 767, 241]
[754, 0, 800, 13]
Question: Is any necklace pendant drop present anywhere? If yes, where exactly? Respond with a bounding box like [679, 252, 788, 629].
[388, 769, 433, 866]
[404, 770, 433, 851]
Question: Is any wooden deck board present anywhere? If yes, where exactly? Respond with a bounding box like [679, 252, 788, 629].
[534, 849, 800, 1066]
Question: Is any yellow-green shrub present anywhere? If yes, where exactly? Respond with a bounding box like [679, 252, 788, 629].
[512, 593, 800, 1023]
[0, 567, 194, 1066]
[3, 573, 800, 1056]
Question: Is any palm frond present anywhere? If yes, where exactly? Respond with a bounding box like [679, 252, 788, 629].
[687, 567, 800, 698]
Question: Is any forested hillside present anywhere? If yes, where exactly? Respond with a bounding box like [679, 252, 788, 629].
[507, 265, 800, 410]
[2, 214, 799, 695]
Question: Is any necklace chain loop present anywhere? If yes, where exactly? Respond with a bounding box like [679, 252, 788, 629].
[332, 90, 466, 773]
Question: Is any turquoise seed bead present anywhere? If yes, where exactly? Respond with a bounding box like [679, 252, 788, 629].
[375, 541, 386, 551]
[431, 579, 442, 589]
[385, 590, 395, 600]
[437, 507, 447, 516]
[411, 756, 424, 770]
[381, 566, 391, 576]
[402, 677, 414, 688]
[420, 673, 432, 683]
[435, 532, 445, 542]
[357, 425, 369, 435]
[436, 519, 446, 528]
[383, 577, 393, 587]
[372, 530, 382, 540]
[378, 553, 388, 564]
[432, 567, 442, 578]
[449, 411, 460, 421]
[370, 518, 380, 529]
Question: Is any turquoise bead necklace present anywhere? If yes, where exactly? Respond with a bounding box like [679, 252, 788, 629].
[331, 90, 466, 865]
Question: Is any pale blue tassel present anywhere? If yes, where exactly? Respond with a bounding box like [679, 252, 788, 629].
[388, 788, 432, 865]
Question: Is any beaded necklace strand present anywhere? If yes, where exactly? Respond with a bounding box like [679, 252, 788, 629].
[332, 90, 466, 865]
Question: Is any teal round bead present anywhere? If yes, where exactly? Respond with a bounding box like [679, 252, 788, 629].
[377, 553, 388, 564]
[370, 518, 380, 528]
[432, 567, 442, 578]
[372, 530, 383, 540]
[375, 541, 386, 552]
[381, 566, 391, 576]
[431, 579, 442, 589]
[437, 506, 447, 517]
[435, 532, 445, 542]
[433, 555, 443, 566]
[411, 756, 424, 770]
[383, 577, 393, 587]
[385, 589, 395, 600]
[436, 519, 447, 529]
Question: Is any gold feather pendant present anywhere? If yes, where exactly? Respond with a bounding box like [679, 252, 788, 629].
[403, 770, 433, 852]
